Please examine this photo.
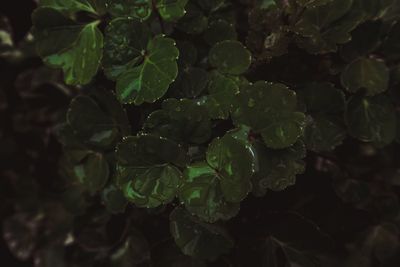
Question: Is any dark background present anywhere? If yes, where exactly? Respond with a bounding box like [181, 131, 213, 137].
[1, 1, 37, 266]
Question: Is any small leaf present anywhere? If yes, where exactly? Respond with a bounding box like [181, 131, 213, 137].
[251, 141, 305, 196]
[206, 132, 255, 202]
[345, 94, 396, 145]
[115, 134, 187, 208]
[203, 72, 239, 119]
[116, 36, 179, 105]
[233, 81, 305, 149]
[155, 0, 189, 22]
[169, 207, 234, 261]
[103, 18, 151, 80]
[32, 8, 103, 85]
[209, 40, 252, 75]
[341, 57, 389, 96]
[143, 98, 212, 144]
[179, 162, 240, 222]
[60, 149, 110, 194]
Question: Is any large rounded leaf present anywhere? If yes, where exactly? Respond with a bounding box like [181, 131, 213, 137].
[115, 134, 187, 208]
[143, 98, 212, 144]
[32, 8, 103, 85]
[345, 94, 396, 145]
[169, 207, 234, 261]
[233, 81, 305, 149]
[179, 162, 240, 223]
[341, 57, 389, 96]
[251, 141, 306, 196]
[206, 133, 255, 202]
[116, 36, 179, 105]
[203, 72, 239, 119]
[155, 0, 189, 21]
[209, 40, 252, 75]
[103, 18, 151, 80]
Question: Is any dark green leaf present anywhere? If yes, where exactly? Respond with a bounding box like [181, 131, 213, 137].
[103, 18, 151, 80]
[251, 141, 306, 196]
[209, 40, 252, 75]
[144, 98, 212, 144]
[233, 81, 306, 149]
[32, 8, 103, 85]
[206, 132, 255, 202]
[345, 94, 396, 145]
[116, 36, 179, 104]
[115, 134, 187, 208]
[179, 162, 240, 222]
[341, 57, 389, 96]
[202, 72, 239, 119]
[169, 207, 234, 260]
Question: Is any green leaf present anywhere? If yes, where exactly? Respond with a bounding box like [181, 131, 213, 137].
[67, 95, 119, 149]
[169, 207, 234, 260]
[116, 36, 179, 104]
[204, 20, 237, 46]
[209, 40, 252, 75]
[115, 134, 187, 208]
[206, 132, 255, 202]
[143, 98, 212, 144]
[32, 8, 103, 85]
[345, 94, 396, 145]
[179, 162, 240, 222]
[155, 0, 189, 21]
[103, 18, 151, 80]
[60, 149, 109, 194]
[202, 72, 239, 119]
[251, 141, 306, 196]
[39, 0, 105, 14]
[105, 0, 152, 20]
[233, 81, 306, 149]
[341, 57, 389, 96]
[293, 0, 365, 54]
